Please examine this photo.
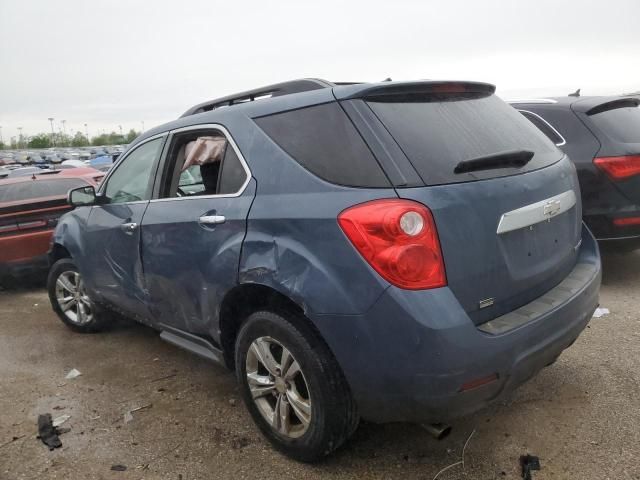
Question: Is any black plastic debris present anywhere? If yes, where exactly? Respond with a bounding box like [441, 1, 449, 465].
[520, 454, 541, 480]
[111, 464, 127, 471]
[37, 414, 62, 450]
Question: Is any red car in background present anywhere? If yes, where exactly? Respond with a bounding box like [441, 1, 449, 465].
[0, 168, 104, 281]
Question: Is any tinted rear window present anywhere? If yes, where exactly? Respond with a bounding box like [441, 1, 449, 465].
[588, 104, 640, 143]
[0, 178, 88, 203]
[518, 110, 565, 146]
[255, 102, 391, 187]
[367, 93, 563, 185]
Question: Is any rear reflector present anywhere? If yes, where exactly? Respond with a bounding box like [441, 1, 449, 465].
[459, 373, 499, 392]
[594, 155, 640, 180]
[613, 216, 640, 227]
[338, 199, 447, 290]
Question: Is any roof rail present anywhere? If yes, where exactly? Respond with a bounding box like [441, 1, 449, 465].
[180, 78, 336, 118]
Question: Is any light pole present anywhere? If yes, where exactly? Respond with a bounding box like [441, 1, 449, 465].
[0, 125, 3, 146]
[61, 120, 67, 135]
[17, 127, 23, 149]
[118, 125, 123, 136]
[141, 121, 145, 133]
[84, 123, 89, 145]
[48, 117, 55, 146]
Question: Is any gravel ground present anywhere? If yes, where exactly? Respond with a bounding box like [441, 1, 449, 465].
[1, 250, 639, 480]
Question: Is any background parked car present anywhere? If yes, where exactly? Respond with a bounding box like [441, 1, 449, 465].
[0, 167, 104, 281]
[510, 96, 640, 250]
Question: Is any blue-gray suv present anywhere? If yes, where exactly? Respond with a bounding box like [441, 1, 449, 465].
[47, 79, 601, 461]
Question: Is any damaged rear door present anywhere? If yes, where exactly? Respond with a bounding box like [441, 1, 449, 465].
[140, 125, 254, 338]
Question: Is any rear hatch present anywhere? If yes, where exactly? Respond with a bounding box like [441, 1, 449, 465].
[337, 82, 582, 324]
[576, 97, 640, 205]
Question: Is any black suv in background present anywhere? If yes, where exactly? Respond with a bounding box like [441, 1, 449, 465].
[510, 96, 640, 249]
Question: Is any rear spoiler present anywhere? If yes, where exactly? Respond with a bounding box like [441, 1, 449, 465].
[332, 81, 496, 101]
[584, 97, 640, 116]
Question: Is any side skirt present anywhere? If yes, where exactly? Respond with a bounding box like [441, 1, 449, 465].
[159, 325, 225, 366]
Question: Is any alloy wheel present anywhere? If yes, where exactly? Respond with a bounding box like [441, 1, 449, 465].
[55, 271, 93, 325]
[246, 336, 312, 438]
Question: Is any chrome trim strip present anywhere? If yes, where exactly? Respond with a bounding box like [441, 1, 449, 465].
[148, 123, 252, 203]
[496, 190, 577, 234]
[518, 109, 566, 146]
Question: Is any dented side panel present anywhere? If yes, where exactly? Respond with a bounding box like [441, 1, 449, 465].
[140, 180, 257, 339]
[82, 202, 150, 320]
[229, 115, 394, 316]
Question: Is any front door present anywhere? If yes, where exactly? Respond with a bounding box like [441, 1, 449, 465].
[140, 126, 253, 338]
[83, 136, 165, 319]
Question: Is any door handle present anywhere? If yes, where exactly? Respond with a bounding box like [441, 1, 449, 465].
[121, 222, 139, 234]
[199, 215, 226, 225]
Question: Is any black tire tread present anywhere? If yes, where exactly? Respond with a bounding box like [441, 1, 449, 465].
[47, 258, 111, 333]
[235, 310, 358, 461]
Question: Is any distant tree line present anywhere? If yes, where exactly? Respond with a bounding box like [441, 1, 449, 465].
[0, 129, 140, 150]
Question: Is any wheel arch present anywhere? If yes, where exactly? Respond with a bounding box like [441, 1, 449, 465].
[219, 282, 319, 370]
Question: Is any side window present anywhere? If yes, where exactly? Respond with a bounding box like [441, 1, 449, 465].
[104, 138, 163, 204]
[162, 129, 248, 198]
[255, 102, 390, 187]
[519, 110, 565, 146]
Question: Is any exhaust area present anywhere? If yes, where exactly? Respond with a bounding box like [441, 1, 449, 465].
[421, 423, 452, 440]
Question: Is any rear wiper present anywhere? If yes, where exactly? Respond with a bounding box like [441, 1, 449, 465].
[454, 150, 534, 174]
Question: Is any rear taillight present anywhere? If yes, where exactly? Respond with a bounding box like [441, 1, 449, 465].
[594, 155, 640, 180]
[338, 199, 446, 290]
[613, 216, 640, 227]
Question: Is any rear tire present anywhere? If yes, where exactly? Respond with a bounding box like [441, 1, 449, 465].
[47, 258, 110, 333]
[235, 310, 358, 462]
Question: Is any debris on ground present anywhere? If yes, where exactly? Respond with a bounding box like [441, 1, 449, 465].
[52, 414, 71, 427]
[432, 429, 476, 480]
[592, 307, 610, 318]
[124, 403, 152, 424]
[130, 403, 152, 413]
[230, 436, 250, 449]
[150, 373, 176, 382]
[110, 464, 127, 471]
[228, 398, 236, 406]
[65, 368, 82, 379]
[520, 454, 541, 480]
[37, 414, 64, 450]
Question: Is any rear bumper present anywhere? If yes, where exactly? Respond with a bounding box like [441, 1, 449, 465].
[311, 224, 601, 423]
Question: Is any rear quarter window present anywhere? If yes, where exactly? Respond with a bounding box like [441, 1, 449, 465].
[254, 102, 391, 187]
[367, 93, 563, 185]
[518, 110, 566, 146]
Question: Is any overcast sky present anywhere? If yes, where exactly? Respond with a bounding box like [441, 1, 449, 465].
[1, 0, 638, 142]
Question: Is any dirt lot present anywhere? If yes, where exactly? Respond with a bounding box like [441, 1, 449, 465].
[1, 250, 639, 480]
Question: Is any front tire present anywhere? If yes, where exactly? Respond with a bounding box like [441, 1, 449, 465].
[235, 310, 358, 462]
[47, 258, 110, 333]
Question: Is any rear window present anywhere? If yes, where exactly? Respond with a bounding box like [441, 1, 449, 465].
[0, 178, 88, 203]
[518, 110, 565, 146]
[367, 93, 563, 185]
[254, 102, 391, 187]
[588, 103, 640, 144]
